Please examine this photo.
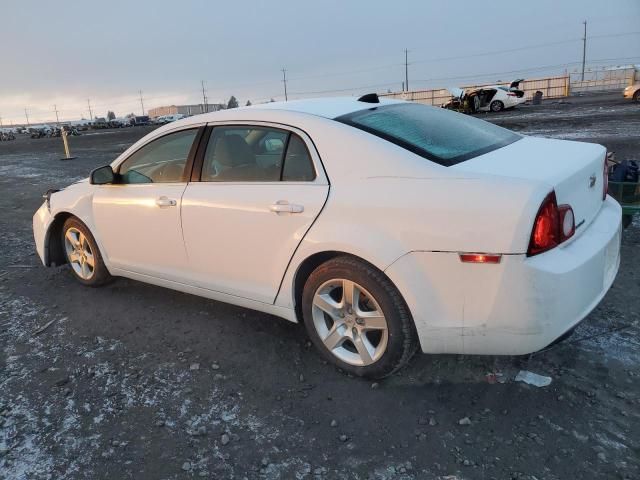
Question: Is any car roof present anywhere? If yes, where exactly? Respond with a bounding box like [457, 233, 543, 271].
[173, 96, 406, 128]
[252, 96, 404, 118]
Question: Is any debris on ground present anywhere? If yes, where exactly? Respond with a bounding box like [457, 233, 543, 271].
[515, 370, 552, 387]
[32, 316, 62, 335]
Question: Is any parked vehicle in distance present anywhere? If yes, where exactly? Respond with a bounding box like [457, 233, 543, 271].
[444, 79, 527, 112]
[33, 95, 621, 378]
[623, 83, 640, 102]
[61, 125, 81, 136]
[131, 115, 150, 126]
[70, 120, 92, 131]
[0, 129, 16, 141]
[92, 118, 109, 129]
[153, 114, 185, 125]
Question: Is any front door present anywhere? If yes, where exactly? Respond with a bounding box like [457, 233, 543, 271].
[93, 127, 200, 281]
[181, 124, 329, 303]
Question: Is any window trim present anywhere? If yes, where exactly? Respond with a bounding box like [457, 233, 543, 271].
[192, 121, 326, 185]
[111, 125, 205, 185]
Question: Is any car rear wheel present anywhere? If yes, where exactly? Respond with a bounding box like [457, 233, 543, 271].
[490, 100, 504, 112]
[62, 217, 112, 287]
[301, 256, 418, 379]
[633, 90, 640, 103]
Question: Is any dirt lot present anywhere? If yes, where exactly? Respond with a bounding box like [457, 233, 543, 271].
[1, 93, 639, 480]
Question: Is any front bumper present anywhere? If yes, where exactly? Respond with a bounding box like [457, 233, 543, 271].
[386, 196, 622, 355]
[33, 201, 53, 266]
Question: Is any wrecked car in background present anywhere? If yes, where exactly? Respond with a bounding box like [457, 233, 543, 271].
[444, 79, 526, 113]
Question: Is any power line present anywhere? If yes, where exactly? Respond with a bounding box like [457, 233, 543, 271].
[289, 81, 399, 96]
[589, 31, 640, 39]
[412, 56, 640, 86]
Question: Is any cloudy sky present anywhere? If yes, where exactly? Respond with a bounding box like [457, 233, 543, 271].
[1, 0, 638, 124]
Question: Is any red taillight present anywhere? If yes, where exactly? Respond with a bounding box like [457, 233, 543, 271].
[527, 191, 575, 257]
[507, 92, 517, 96]
[603, 156, 608, 200]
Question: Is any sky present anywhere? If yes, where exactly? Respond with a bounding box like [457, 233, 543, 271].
[1, 0, 639, 124]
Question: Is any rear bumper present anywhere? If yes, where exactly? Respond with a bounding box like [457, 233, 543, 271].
[386, 196, 622, 355]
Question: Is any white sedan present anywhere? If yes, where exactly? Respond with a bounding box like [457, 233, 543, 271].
[447, 79, 527, 112]
[33, 94, 621, 378]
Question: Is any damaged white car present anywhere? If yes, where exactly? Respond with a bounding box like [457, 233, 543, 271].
[33, 95, 621, 378]
[445, 79, 527, 112]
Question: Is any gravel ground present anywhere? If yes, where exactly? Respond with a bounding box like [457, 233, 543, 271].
[1, 93, 639, 480]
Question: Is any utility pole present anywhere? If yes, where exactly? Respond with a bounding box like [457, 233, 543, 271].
[404, 49, 409, 92]
[139, 90, 145, 115]
[24, 108, 30, 127]
[54, 105, 60, 126]
[281, 68, 288, 101]
[581, 20, 587, 81]
[87, 99, 93, 120]
[201, 80, 208, 113]
[0, 116, 3, 128]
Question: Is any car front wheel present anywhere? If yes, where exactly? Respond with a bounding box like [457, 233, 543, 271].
[62, 217, 112, 286]
[634, 90, 640, 103]
[302, 256, 418, 379]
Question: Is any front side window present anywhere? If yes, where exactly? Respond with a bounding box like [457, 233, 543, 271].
[201, 126, 315, 182]
[335, 103, 520, 166]
[118, 129, 197, 183]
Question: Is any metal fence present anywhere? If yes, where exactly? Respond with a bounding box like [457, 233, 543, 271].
[379, 75, 570, 106]
[569, 66, 637, 93]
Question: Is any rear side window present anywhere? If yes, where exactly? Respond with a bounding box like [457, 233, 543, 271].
[282, 134, 315, 181]
[201, 126, 315, 182]
[335, 103, 520, 166]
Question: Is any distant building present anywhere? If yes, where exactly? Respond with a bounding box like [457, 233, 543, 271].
[148, 104, 225, 118]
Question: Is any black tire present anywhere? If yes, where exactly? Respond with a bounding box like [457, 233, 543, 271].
[622, 214, 633, 229]
[61, 217, 113, 287]
[633, 90, 640, 103]
[490, 100, 504, 112]
[301, 256, 418, 379]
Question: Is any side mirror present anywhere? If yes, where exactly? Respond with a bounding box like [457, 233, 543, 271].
[90, 165, 115, 185]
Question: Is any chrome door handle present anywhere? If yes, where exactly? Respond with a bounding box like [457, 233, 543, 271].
[156, 196, 177, 207]
[270, 201, 304, 214]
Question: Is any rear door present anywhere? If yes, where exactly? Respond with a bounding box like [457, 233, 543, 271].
[181, 123, 329, 304]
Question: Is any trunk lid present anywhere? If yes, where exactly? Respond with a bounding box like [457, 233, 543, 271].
[452, 136, 607, 234]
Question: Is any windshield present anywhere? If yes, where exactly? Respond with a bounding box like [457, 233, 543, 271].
[335, 103, 521, 166]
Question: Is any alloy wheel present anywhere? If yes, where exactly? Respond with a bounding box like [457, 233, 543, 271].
[311, 278, 388, 366]
[64, 227, 95, 280]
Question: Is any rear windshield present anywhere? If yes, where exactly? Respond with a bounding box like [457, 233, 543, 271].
[335, 103, 521, 166]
